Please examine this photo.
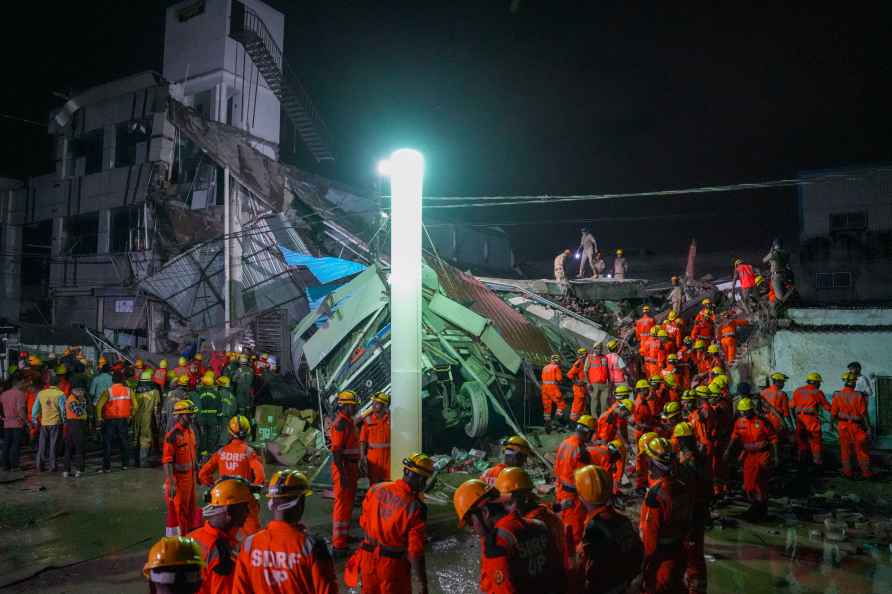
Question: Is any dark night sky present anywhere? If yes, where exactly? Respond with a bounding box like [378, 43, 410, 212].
[2, 2, 890, 260]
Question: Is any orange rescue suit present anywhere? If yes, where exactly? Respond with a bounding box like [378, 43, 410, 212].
[554, 434, 592, 551]
[791, 385, 830, 464]
[730, 416, 777, 503]
[198, 439, 266, 536]
[640, 475, 693, 594]
[831, 387, 872, 478]
[188, 522, 239, 594]
[232, 520, 337, 594]
[540, 362, 565, 422]
[759, 385, 790, 434]
[566, 358, 588, 422]
[718, 319, 747, 364]
[356, 479, 426, 594]
[329, 410, 360, 550]
[360, 411, 391, 485]
[162, 421, 199, 536]
[481, 462, 508, 488]
[481, 511, 565, 594]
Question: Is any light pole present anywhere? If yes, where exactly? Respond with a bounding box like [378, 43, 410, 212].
[379, 149, 424, 479]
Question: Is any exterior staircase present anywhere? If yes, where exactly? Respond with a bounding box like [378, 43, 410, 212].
[229, 1, 334, 163]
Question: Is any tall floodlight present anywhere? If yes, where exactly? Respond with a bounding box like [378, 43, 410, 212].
[381, 149, 425, 479]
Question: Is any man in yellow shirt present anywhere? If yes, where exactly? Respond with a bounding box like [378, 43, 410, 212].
[31, 371, 66, 472]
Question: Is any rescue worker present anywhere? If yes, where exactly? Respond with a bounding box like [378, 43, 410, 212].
[232, 469, 337, 594]
[188, 354, 206, 389]
[605, 338, 629, 391]
[577, 228, 599, 277]
[650, 375, 669, 411]
[554, 249, 572, 283]
[330, 390, 361, 556]
[639, 435, 693, 594]
[705, 384, 734, 498]
[554, 415, 597, 551]
[96, 372, 134, 472]
[643, 326, 663, 378]
[153, 359, 169, 392]
[671, 422, 712, 594]
[662, 355, 681, 397]
[587, 438, 628, 498]
[791, 372, 831, 466]
[360, 391, 391, 485]
[631, 380, 659, 493]
[703, 345, 725, 376]
[62, 385, 89, 478]
[454, 478, 564, 594]
[831, 372, 873, 479]
[724, 398, 778, 518]
[133, 358, 148, 383]
[195, 372, 221, 458]
[717, 311, 748, 364]
[731, 258, 757, 311]
[760, 372, 792, 438]
[675, 336, 694, 389]
[172, 357, 190, 383]
[541, 354, 566, 430]
[575, 464, 643, 594]
[593, 251, 607, 278]
[215, 376, 236, 446]
[143, 536, 204, 594]
[596, 392, 633, 444]
[636, 305, 656, 348]
[481, 435, 531, 487]
[659, 402, 682, 437]
[762, 238, 789, 311]
[133, 370, 162, 468]
[232, 356, 254, 417]
[496, 466, 568, 574]
[664, 310, 685, 350]
[163, 400, 200, 537]
[56, 365, 72, 395]
[187, 478, 252, 594]
[613, 248, 629, 280]
[690, 340, 708, 376]
[351, 453, 433, 594]
[198, 416, 266, 536]
[163, 375, 194, 433]
[668, 275, 685, 314]
[31, 371, 65, 472]
[689, 300, 715, 341]
[567, 348, 589, 422]
[584, 345, 610, 417]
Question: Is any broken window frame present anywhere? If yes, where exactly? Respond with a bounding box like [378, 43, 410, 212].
[63, 212, 100, 256]
[114, 117, 153, 168]
[69, 129, 104, 175]
[110, 205, 150, 253]
[814, 271, 852, 290]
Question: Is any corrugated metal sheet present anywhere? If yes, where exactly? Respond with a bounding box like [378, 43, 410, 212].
[279, 247, 367, 284]
[428, 259, 552, 365]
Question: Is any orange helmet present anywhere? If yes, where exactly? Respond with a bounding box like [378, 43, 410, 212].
[454, 479, 494, 528]
[574, 465, 612, 505]
[494, 467, 534, 495]
[143, 536, 203, 579]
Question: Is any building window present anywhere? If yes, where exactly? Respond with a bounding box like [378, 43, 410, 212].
[815, 271, 852, 290]
[70, 129, 104, 175]
[829, 212, 867, 232]
[877, 376, 892, 437]
[115, 118, 153, 167]
[64, 213, 100, 255]
[110, 206, 149, 252]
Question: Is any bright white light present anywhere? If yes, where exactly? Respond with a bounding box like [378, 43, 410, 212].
[386, 148, 424, 479]
[380, 211, 390, 219]
[574, 253, 581, 260]
[376, 159, 391, 176]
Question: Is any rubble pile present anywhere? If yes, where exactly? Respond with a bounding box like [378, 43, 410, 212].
[252, 404, 326, 466]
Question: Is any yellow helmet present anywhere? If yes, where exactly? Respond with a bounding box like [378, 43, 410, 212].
[55, 365, 67, 375]
[635, 379, 651, 391]
[733, 257, 743, 267]
[618, 398, 635, 412]
[371, 392, 391, 406]
[662, 401, 681, 419]
[267, 469, 313, 499]
[337, 390, 360, 406]
[607, 439, 627, 460]
[841, 371, 857, 383]
[667, 310, 678, 321]
[577, 347, 588, 356]
[28, 355, 42, 367]
[159, 359, 168, 369]
[135, 358, 144, 368]
[228, 415, 251, 438]
[454, 479, 494, 528]
[667, 353, 678, 362]
[637, 432, 659, 455]
[657, 329, 669, 338]
[177, 374, 191, 386]
[143, 536, 203, 578]
[574, 465, 612, 505]
[606, 339, 619, 352]
[614, 384, 632, 397]
[649, 375, 664, 385]
[173, 400, 198, 415]
[737, 398, 754, 412]
[710, 366, 724, 376]
[216, 376, 231, 388]
[681, 390, 696, 401]
[239, 355, 249, 364]
[550, 354, 561, 362]
[693, 340, 706, 350]
[641, 436, 672, 461]
[694, 385, 710, 397]
[712, 375, 729, 388]
[98, 356, 108, 366]
[650, 327, 660, 337]
[501, 435, 532, 456]
[708, 383, 723, 396]
[755, 274, 765, 286]
[139, 370, 153, 381]
[495, 467, 534, 495]
[707, 344, 720, 354]
[616, 248, 624, 256]
[769, 372, 788, 381]
[642, 305, 651, 313]
[701, 298, 711, 306]
[403, 452, 434, 477]
[806, 372, 823, 383]
[178, 357, 188, 367]
[201, 373, 215, 387]
[673, 422, 693, 438]
[207, 478, 253, 507]
[576, 415, 596, 431]
[194, 353, 204, 361]
[664, 375, 678, 388]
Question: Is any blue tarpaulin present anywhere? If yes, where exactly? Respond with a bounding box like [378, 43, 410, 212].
[279, 247, 367, 284]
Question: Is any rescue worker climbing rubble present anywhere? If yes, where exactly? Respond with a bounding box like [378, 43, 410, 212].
[636, 305, 656, 347]
[330, 390, 361, 557]
[481, 435, 531, 487]
[232, 469, 337, 594]
[198, 415, 265, 536]
[348, 452, 433, 594]
[360, 391, 392, 485]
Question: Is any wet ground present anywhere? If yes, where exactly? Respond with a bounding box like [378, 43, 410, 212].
[2, 444, 891, 593]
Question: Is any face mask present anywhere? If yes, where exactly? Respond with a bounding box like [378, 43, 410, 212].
[268, 498, 300, 512]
